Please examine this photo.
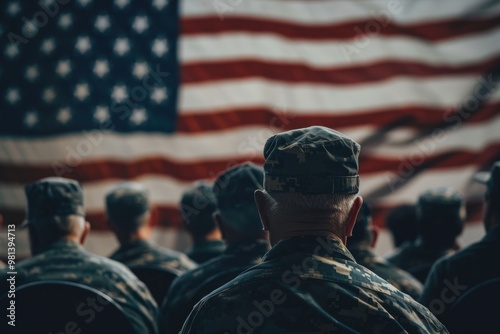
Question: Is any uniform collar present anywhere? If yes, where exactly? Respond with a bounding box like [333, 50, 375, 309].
[224, 239, 270, 255]
[45, 239, 84, 252]
[263, 235, 355, 263]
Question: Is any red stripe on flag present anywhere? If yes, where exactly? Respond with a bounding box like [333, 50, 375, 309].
[182, 58, 500, 84]
[182, 15, 500, 41]
[1, 143, 499, 185]
[177, 103, 500, 133]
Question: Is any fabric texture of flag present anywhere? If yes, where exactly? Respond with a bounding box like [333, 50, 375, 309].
[1, 0, 500, 244]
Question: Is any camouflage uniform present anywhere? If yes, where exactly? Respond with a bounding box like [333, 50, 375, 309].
[109, 238, 196, 271]
[348, 244, 423, 300]
[161, 240, 270, 334]
[181, 236, 448, 334]
[0, 239, 159, 334]
[186, 239, 226, 264]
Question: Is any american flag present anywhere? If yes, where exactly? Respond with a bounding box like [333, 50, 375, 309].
[1, 0, 500, 236]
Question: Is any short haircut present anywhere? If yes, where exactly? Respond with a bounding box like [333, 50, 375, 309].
[265, 191, 356, 233]
[179, 181, 217, 238]
[29, 215, 85, 250]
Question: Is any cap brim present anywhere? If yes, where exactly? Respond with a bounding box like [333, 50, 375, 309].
[473, 171, 491, 184]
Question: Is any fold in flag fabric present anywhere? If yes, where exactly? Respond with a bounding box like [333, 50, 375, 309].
[1, 0, 499, 231]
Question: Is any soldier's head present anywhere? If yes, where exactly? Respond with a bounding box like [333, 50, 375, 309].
[254, 126, 363, 246]
[23, 177, 90, 255]
[416, 187, 465, 246]
[474, 161, 500, 231]
[105, 181, 151, 242]
[179, 181, 221, 242]
[347, 202, 378, 248]
[213, 162, 267, 245]
[385, 204, 418, 248]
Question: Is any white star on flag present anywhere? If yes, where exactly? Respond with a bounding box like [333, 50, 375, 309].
[95, 15, 111, 33]
[57, 107, 72, 124]
[152, 38, 168, 57]
[112, 85, 128, 103]
[58, 13, 73, 30]
[94, 106, 110, 123]
[56, 60, 72, 77]
[75, 36, 92, 54]
[151, 87, 168, 104]
[153, 0, 168, 11]
[42, 87, 57, 104]
[130, 108, 147, 125]
[6, 88, 20, 105]
[93, 59, 110, 78]
[24, 111, 39, 128]
[132, 62, 149, 79]
[115, 0, 130, 10]
[132, 16, 149, 34]
[25, 65, 39, 81]
[114, 38, 130, 56]
[41, 38, 56, 55]
[74, 83, 90, 101]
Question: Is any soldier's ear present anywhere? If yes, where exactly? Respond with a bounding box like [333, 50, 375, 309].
[80, 221, 91, 245]
[345, 196, 363, 243]
[254, 190, 270, 231]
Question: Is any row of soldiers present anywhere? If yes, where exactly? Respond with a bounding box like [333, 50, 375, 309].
[1, 126, 499, 333]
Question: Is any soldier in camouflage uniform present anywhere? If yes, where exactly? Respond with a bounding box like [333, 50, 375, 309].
[420, 161, 500, 330]
[106, 182, 196, 271]
[180, 126, 448, 334]
[347, 202, 423, 300]
[179, 181, 226, 264]
[0, 177, 158, 334]
[160, 163, 270, 334]
[386, 188, 465, 283]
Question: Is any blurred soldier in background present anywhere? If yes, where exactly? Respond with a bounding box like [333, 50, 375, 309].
[180, 126, 447, 334]
[420, 161, 500, 327]
[160, 162, 270, 334]
[0, 177, 158, 334]
[179, 181, 225, 264]
[347, 202, 423, 300]
[385, 203, 419, 248]
[106, 181, 196, 272]
[386, 187, 465, 283]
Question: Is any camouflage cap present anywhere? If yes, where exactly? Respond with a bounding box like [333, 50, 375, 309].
[105, 181, 150, 221]
[24, 177, 85, 226]
[263, 126, 360, 194]
[473, 161, 500, 198]
[213, 162, 264, 210]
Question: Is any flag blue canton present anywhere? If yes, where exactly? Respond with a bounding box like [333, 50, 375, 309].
[0, 0, 179, 136]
